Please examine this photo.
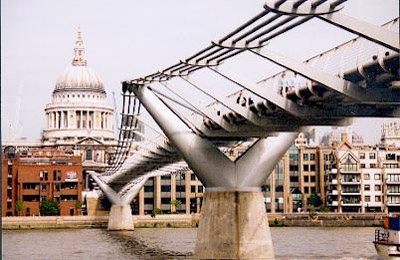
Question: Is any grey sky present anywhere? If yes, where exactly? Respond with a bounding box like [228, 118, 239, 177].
[1, 0, 399, 144]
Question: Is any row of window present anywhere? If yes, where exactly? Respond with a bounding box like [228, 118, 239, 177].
[303, 153, 316, 161]
[55, 94, 103, 99]
[144, 198, 187, 205]
[144, 185, 204, 193]
[359, 153, 376, 160]
[364, 196, 381, 202]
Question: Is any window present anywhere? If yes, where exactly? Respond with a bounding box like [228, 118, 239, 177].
[304, 176, 309, 182]
[361, 164, 366, 168]
[161, 175, 171, 180]
[365, 196, 370, 202]
[341, 154, 358, 171]
[144, 186, 154, 192]
[370, 163, 377, 168]
[310, 176, 316, 182]
[191, 174, 196, 181]
[86, 149, 93, 161]
[41, 184, 47, 191]
[310, 187, 316, 193]
[198, 186, 204, 193]
[161, 198, 171, 205]
[364, 174, 370, 180]
[364, 185, 370, 191]
[176, 185, 185, 192]
[310, 165, 316, 171]
[304, 187, 309, 193]
[374, 174, 381, 180]
[360, 153, 365, 159]
[375, 196, 381, 202]
[144, 198, 153, 204]
[375, 185, 381, 191]
[175, 173, 185, 180]
[191, 186, 196, 193]
[303, 154, 308, 161]
[161, 185, 171, 192]
[369, 153, 376, 159]
[303, 165, 309, 171]
[53, 170, 61, 181]
[386, 153, 396, 160]
[275, 185, 283, 192]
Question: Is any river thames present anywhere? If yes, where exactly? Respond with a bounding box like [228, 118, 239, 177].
[3, 227, 377, 259]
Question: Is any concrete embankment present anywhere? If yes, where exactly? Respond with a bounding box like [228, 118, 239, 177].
[268, 213, 383, 227]
[2, 213, 383, 229]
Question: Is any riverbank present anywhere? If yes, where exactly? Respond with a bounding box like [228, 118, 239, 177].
[2, 213, 384, 229]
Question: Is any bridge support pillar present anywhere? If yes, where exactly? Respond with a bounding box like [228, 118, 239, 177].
[108, 204, 134, 231]
[195, 191, 273, 260]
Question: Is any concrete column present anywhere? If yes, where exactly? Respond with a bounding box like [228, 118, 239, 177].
[108, 204, 134, 230]
[139, 187, 144, 216]
[270, 171, 276, 213]
[185, 171, 190, 215]
[194, 191, 274, 260]
[171, 174, 177, 213]
[154, 176, 161, 210]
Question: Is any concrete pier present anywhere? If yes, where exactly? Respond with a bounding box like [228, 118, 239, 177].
[107, 204, 134, 231]
[194, 191, 274, 260]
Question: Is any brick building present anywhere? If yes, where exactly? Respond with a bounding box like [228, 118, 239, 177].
[2, 147, 83, 217]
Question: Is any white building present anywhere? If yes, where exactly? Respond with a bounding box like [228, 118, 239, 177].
[381, 120, 400, 147]
[42, 28, 116, 176]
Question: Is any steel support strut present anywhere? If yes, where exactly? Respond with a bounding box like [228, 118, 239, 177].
[132, 84, 299, 259]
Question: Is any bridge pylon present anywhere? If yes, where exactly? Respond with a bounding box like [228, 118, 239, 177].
[132, 83, 299, 259]
[89, 172, 147, 231]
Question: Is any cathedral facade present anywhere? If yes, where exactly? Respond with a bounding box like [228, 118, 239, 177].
[42, 29, 117, 177]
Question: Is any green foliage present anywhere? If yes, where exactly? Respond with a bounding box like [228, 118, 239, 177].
[75, 201, 82, 209]
[307, 193, 322, 207]
[151, 208, 163, 218]
[320, 207, 331, 213]
[15, 197, 26, 215]
[40, 199, 60, 216]
[171, 199, 182, 207]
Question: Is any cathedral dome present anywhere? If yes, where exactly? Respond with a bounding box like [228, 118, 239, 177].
[54, 66, 105, 92]
[53, 28, 105, 93]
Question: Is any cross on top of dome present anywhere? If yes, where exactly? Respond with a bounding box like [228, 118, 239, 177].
[72, 27, 87, 66]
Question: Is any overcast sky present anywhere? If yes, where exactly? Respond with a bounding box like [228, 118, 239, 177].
[1, 0, 399, 144]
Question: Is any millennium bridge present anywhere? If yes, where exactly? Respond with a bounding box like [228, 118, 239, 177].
[89, 0, 399, 259]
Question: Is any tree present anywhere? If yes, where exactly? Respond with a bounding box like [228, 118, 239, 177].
[40, 199, 60, 216]
[75, 201, 82, 215]
[171, 199, 182, 212]
[15, 197, 26, 216]
[151, 208, 163, 218]
[307, 193, 322, 208]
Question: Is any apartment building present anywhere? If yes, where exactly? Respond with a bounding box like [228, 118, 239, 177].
[2, 147, 83, 216]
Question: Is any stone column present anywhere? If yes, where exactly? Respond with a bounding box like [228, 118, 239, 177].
[60, 111, 64, 128]
[80, 110, 83, 129]
[55, 112, 59, 129]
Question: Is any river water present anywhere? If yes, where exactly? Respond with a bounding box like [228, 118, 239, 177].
[3, 227, 378, 260]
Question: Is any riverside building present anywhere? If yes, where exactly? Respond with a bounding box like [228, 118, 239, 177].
[130, 123, 400, 215]
[2, 148, 83, 217]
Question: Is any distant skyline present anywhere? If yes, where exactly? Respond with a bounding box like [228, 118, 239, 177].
[1, 0, 399, 145]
